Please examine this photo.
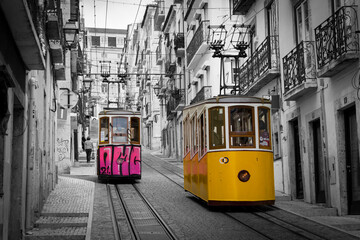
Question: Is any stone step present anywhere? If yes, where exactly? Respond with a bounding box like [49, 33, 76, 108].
[25, 227, 86, 240]
[35, 216, 88, 228]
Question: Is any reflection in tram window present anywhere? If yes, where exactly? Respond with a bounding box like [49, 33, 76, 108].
[130, 117, 140, 144]
[100, 117, 109, 143]
[258, 107, 271, 149]
[229, 106, 254, 147]
[112, 117, 128, 143]
[209, 107, 225, 149]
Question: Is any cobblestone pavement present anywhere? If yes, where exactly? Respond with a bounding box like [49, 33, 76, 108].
[25, 155, 95, 240]
[25, 149, 360, 239]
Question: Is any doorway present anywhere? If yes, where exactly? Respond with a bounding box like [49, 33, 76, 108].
[312, 119, 326, 203]
[344, 106, 360, 214]
[292, 119, 303, 199]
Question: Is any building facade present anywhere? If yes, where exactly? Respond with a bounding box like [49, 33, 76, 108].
[138, 0, 360, 215]
[0, 0, 80, 238]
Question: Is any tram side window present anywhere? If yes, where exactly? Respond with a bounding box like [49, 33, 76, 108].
[130, 117, 140, 144]
[209, 107, 226, 149]
[229, 106, 254, 147]
[191, 114, 198, 156]
[100, 117, 109, 143]
[258, 107, 271, 149]
[112, 117, 128, 143]
[198, 112, 207, 157]
[184, 117, 190, 155]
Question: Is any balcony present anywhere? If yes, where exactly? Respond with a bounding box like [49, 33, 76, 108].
[186, 20, 210, 68]
[174, 33, 185, 57]
[283, 41, 317, 101]
[315, 6, 359, 77]
[48, 11, 64, 65]
[239, 36, 280, 96]
[154, 1, 165, 31]
[190, 86, 212, 105]
[165, 61, 176, 77]
[233, 0, 254, 15]
[167, 97, 178, 120]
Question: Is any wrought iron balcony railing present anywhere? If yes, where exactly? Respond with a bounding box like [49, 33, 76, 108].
[187, 20, 210, 66]
[233, 0, 254, 15]
[283, 41, 317, 100]
[315, 6, 359, 76]
[175, 33, 185, 57]
[165, 61, 176, 77]
[239, 35, 280, 95]
[190, 86, 212, 105]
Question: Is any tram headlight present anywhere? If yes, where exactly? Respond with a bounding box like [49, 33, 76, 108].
[238, 170, 250, 182]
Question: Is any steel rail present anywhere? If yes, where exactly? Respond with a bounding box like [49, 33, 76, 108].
[106, 184, 121, 240]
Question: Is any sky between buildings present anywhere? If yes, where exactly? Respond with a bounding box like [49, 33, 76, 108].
[81, 0, 155, 30]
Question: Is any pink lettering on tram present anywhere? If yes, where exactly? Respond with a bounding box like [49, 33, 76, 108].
[99, 145, 141, 176]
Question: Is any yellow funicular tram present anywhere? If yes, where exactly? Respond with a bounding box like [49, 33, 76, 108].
[183, 96, 275, 206]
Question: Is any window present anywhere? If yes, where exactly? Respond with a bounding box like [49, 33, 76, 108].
[130, 117, 140, 144]
[209, 107, 225, 149]
[99, 117, 109, 143]
[295, 0, 310, 43]
[258, 107, 271, 149]
[229, 106, 254, 148]
[191, 114, 198, 156]
[184, 117, 190, 155]
[91, 36, 100, 47]
[198, 111, 207, 157]
[108, 37, 116, 47]
[112, 117, 128, 143]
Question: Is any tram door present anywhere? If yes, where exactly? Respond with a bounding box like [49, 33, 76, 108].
[344, 106, 360, 214]
[313, 119, 325, 203]
[292, 119, 304, 199]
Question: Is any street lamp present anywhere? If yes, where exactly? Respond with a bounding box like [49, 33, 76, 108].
[208, 24, 249, 95]
[83, 77, 93, 92]
[63, 20, 79, 49]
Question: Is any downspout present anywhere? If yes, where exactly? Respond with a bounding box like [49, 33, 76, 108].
[25, 77, 38, 230]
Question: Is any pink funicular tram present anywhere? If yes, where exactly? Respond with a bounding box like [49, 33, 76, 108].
[97, 109, 142, 180]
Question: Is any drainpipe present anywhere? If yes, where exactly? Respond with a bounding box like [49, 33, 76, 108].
[25, 77, 38, 230]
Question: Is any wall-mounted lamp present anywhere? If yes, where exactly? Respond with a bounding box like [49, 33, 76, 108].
[63, 20, 79, 49]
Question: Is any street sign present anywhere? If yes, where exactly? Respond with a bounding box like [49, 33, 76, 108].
[59, 91, 79, 109]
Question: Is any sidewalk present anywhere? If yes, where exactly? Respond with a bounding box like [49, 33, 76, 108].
[25, 151, 95, 240]
[145, 148, 360, 239]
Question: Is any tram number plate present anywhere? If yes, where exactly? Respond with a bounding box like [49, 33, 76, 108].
[219, 157, 229, 164]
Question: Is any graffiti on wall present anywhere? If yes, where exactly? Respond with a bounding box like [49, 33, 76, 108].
[99, 145, 141, 176]
[56, 138, 69, 161]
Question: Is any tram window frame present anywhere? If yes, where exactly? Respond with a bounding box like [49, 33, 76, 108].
[183, 117, 189, 155]
[258, 107, 272, 149]
[99, 117, 110, 144]
[130, 117, 140, 144]
[208, 107, 226, 150]
[228, 106, 255, 148]
[198, 110, 207, 158]
[112, 116, 128, 144]
[190, 113, 198, 157]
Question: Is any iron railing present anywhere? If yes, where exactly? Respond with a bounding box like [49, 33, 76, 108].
[190, 86, 212, 105]
[187, 20, 210, 65]
[315, 5, 359, 69]
[283, 41, 316, 94]
[239, 35, 279, 92]
[174, 33, 185, 49]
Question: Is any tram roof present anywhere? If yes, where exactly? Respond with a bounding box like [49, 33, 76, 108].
[184, 95, 271, 110]
[99, 108, 141, 116]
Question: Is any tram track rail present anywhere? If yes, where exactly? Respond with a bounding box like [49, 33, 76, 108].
[107, 182, 178, 240]
[143, 155, 359, 240]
